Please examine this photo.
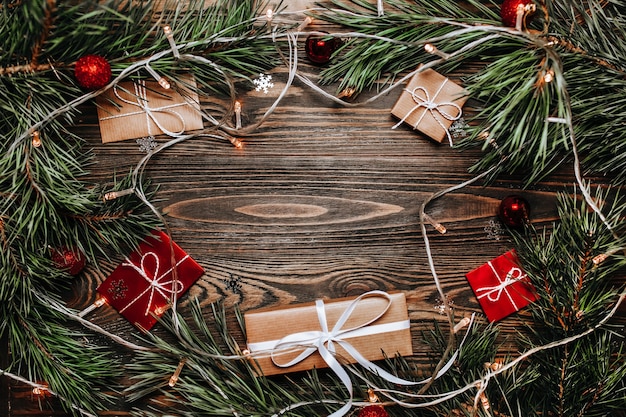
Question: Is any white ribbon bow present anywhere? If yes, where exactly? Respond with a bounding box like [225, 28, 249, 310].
[476, 263, 526, 310]
[392, 78, 463, 146]
[249, 290, 473, 417]
[99, 80, 187, 137]
[119, 251, 188, 316]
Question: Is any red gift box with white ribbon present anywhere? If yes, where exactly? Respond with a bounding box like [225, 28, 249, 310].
[465, 250, 538, 322]
[97, 231, 204, 331]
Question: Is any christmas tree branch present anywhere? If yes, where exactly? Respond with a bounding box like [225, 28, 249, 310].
[30, 0, 56, 69]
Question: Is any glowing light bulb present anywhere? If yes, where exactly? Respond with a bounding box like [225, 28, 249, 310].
[234, 100, 242, 129]
[543, 69, 554, 83]
[103, 188, 135, 201]
[229, 136, 243, 149]
[31, 131, 42, 147]
[163, 25, 180, 59]
[145, 65, 170, 89]
[453, 316, 471, 333]
[297, 16, 313, 31]
[424, 43, 450, 59]
[154, 305, 169, 315]
[168, 358, 187, 387]
[423, 213, 446, 234]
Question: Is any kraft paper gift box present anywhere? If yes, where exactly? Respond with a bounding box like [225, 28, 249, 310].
[97, 230, 204, 331]
[244, 291, 413, 376]
[96, 77, 204, 143]
[465, 250, 539, 322]
[391, 68, 468, 144]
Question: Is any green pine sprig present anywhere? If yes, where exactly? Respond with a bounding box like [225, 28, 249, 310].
[1, 0, 282, 414]
[509, 187, 626, 416]
[314, 0, 626, 185]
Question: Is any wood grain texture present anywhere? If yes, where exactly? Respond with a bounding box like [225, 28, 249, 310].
[5, 3, 625, 415]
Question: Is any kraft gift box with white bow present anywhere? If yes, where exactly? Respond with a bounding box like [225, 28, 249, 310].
[391, 68, 468, 146]
[244, 291, 413, 376]
[96, 76, 204, 143]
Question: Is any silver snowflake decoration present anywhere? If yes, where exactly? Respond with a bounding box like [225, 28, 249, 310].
[136, 136, 157, 153]
[253, 73, 274, 94]
[484, 219, 505, 241]
[434, 295, 454, 315]
[222, 273, 242, 294]
[449, 117, 470, 139]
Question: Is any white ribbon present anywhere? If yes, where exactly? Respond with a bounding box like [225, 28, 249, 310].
[249, 290, 473, 417]
[392, 78, 463, 146]
[476, 263, 526, 310]
[99, 80, 187, 137]
[118, 251, 188, 316]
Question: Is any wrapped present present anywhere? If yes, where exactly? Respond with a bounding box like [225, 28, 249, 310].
[96, 76, 204, 143]
[97, 231, 204, 331]
[465, 250, 538, 322]
[244, 291, 413, 376]
[391, 68, 468, 145]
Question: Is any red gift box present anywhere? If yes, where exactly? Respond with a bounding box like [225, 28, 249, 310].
[465, 250, 538, 322]
[97, 231, 204, 331]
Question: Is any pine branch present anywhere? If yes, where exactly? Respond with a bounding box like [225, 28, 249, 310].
[315, 0, 626, 184]
[508, 188, 626, 416]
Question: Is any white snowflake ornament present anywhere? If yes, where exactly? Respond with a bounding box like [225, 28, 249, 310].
[136, 136, 157, 153]
[253, 73, 274, 94]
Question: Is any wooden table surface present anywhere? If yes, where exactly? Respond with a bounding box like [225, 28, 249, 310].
[3, 2, 625, 415]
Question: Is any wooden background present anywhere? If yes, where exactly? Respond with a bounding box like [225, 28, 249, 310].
[2, 1, 625, 415]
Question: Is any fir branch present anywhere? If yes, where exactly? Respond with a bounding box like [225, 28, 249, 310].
[509, 188, 626, 416]
[30, 0, 56, 69]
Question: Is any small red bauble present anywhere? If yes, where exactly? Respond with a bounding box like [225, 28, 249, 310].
[304, 33, 340, 65]
[498, 195, 531, 228]
[50, 246, 87, 276]
[74, 54, 111, 90]
[500, 0, 536, 28]
[357, 405, 389, 417]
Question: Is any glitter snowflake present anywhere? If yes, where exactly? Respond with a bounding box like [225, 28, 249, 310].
[136, 136, 157, 153]
[107, 279, 128, 301]
[484, 219, 505, 241]
[253, 73, 274, 94]
[434, 295, 454, 315]
[449, 117, 470, 139]
[222, 273, 242, 294]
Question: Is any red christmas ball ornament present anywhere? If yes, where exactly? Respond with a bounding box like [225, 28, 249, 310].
[498, 195, 531, 228]
[357, 405, 389, 417]
[74, 54, 112, 90]
[304, 33, 340, 65]
[50, 246, 87, 276]
[500, 0, 536, 28]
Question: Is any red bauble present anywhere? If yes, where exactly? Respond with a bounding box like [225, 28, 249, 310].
[498, 195, 531, 228]
[357, 405, 389, 417]
[51, 246, 87, 276]
[304, 34, 340, 65]
[74, 54, 111, 90]
[500, 0, 535, 28]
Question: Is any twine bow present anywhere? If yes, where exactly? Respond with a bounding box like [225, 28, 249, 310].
[118, 251, 188, 316]
[476, 263, 526, 310]
[249, 291, 473, 417]
[99, 80, 187, 138]
[392, 79, 463, 146]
